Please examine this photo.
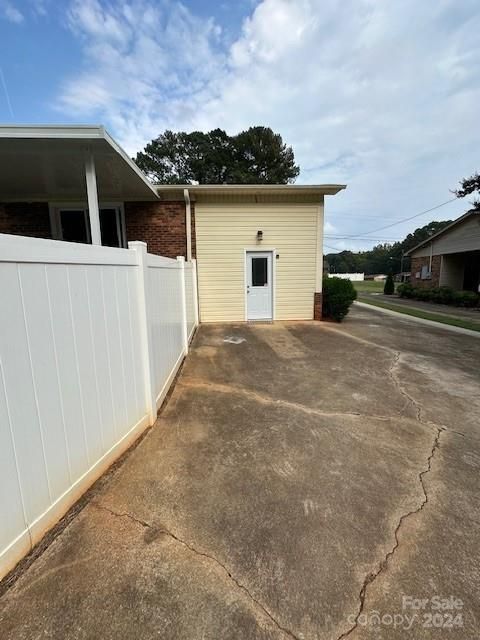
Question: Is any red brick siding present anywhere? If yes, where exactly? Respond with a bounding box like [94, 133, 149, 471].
[124, 201, 195, 259]
[410, 255, 441, 288]
[0, 201, 194, 258]
[314, 292, 323, 320]
[0, 203, 52, 239]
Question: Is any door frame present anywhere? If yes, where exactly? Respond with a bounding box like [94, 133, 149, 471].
[243, 248, 276, 321]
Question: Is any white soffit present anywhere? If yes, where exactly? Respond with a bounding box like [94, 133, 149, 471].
[0, 125, 158, 202]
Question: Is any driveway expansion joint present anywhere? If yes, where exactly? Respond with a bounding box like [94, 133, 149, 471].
[91, 502, 301, 640]
[179, 378, 405, 424]
[179, 378, 459, 440]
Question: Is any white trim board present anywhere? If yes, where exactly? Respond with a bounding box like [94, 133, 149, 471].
[243, 248, 276, 322]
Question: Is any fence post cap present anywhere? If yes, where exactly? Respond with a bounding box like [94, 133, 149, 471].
[128, 240, 147, 251]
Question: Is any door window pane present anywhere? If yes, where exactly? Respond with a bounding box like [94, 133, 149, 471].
[60, 210, 89, 243]
[252, 257, 268, 286]
[100, 208, 121, 247]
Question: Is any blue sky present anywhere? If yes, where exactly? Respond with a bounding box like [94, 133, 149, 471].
[1, 0, 479, 251]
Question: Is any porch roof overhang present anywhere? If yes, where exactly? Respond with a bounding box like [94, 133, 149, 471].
[156, 183, 346, 201]
[0, 125, 159, 202]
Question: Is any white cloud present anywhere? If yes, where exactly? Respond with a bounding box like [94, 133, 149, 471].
[1, 1, 24, 23]
[59, 0, 224, 152]
[58, 0, 480, 247]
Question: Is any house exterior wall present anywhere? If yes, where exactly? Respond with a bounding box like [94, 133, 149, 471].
[124, 201, 195, 259]
[410, 255, 441, 288]
[195, 202, 321, 322]
[0, 200, 194, 260]
[0, 202, 52, 239]
[0, 200, 194, 259]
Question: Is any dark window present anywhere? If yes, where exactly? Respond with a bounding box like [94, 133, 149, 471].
[252, 257, 268, 286]
[60, 210, 89, 243]
[100, 208, 121, 247]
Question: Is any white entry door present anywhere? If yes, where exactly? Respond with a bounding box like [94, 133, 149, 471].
[246, 251, 273, 320]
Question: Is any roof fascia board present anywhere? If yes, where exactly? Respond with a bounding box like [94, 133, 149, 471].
[155, 184, 346, 196]
[405, 210, 478, 256]
[102, 128, 158, 199]
[0, 124, 105, 139]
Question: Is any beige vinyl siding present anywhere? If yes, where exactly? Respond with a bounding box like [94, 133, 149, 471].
[195, 203, 321, 322]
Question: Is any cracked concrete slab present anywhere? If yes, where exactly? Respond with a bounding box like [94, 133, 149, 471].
[0, 305, 479, 639]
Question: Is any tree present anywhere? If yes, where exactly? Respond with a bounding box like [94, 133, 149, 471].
[383, 273, 395, 295]
[230, 126, 299, 184]
[401, 220, 453, 255]
[454, 172, 480, 208]
[134, 126, 299, 184]
[325, 220, 453, 276]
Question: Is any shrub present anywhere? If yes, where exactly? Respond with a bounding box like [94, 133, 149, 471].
[452, 290, 479, 307]
[429, 286, 455, 305]
[415, 288, 432, 302]
[322, 276, 357, 322]
[400, 285, 479, 308]
[397, 283, 414, 298]
[383, 273, 395, 295]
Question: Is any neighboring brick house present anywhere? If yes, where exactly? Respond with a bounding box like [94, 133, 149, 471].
[409, 255, 442, 289]
[406, 210, 480, 293]
[0, 125, 345, 321]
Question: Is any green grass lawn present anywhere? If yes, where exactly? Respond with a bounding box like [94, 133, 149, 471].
[352, 279, 390, 294]
[357, 297, 480, 332]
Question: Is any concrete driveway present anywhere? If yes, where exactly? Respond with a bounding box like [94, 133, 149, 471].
[1, 306, 479, 639]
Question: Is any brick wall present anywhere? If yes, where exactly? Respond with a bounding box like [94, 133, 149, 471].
[410, 255, 441, 288]
[314, 292, 323, 320]
[124, 201, 195, 259]
[0, 203, 52, 239]
[0, 200, 194, 258]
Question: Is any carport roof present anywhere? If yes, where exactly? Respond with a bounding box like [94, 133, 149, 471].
[0, 125, 159, 202]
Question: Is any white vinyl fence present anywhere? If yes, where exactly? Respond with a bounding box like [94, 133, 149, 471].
[0, 235, 198, 579]
[328, 272, 364, 281]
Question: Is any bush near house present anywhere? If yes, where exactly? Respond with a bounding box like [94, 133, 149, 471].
[396, 283, 415, 298]
[322, 276, 357, 321]
[397, 284, 479, 308]
[383, 273, 395, 295]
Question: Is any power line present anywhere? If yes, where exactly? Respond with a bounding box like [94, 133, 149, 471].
[323, 243, 343, 252]
[337, 197, 458, 240]
[323, 196, 462, 254]
[325, 235, 403, 241]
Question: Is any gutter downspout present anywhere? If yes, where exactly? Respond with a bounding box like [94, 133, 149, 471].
[429, 241, 433, 273]
[184, 188, 192, 262]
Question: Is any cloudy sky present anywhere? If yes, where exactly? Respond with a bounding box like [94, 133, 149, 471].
[1, 0, 479, 251]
